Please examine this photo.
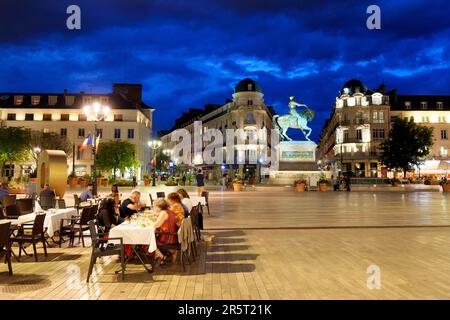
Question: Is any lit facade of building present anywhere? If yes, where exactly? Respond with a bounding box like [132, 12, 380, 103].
[318, 79, 391, 177]
[160, 78, 275, 182]
[389, 92, 450, 161]
[0, 83, 154, 179]
[319, 79, 450, 178]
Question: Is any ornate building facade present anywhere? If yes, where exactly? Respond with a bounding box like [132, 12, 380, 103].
[160, 78, 275, 182]
[0, 83, 154, 179]
[319, 79, 450, 178]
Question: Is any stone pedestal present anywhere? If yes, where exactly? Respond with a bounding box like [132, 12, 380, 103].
[269, 141, 329, 185]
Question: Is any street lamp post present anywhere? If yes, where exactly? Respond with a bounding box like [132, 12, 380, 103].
[148, 140, 162, 187]
[83, 102, 110, 196]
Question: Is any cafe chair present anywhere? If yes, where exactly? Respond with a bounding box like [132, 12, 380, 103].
[2, 195, 16, 207]
[87, 220, 125, 282]
[5, 205, 21, 219]
[189, 204, 202, 241]
[0, 221, 13, 275]
[11, 213, 47, 262]
[16, 198, 33, 215]
[148, 194, 154, 206]
[200, 191, 211, 216]
[39, 195, 56, 210]
[56, 199, 66, 209]
[156, 192, 165, 199]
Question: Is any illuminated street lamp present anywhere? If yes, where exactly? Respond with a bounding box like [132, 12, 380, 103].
[148, 140, 162, 186]
[83, 102, 110, 195]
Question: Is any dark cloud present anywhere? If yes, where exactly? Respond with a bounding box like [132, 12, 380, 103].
[0, 0, 449, 141]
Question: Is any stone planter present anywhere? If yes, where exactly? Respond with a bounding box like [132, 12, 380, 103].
[295, 182, 306, 192]
[441, 183, 450, 192]
[96, 178, 102, 186]
[319, 183, 328, 192]
[233, 183, 242, 192]
[79, 180, 87, 188]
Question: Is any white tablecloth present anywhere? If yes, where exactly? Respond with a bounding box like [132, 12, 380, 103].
[108, 221, 157, 253]
[190, 195, 206, 206]
[16, 208, 78, 237]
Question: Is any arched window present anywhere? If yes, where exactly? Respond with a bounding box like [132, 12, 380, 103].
[246, 112, 255, 122]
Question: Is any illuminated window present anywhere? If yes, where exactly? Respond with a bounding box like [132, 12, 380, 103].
[78, 128, 85, 138]
[372, 111, 384, 123]
[14, 95, 23, 105]
[114, 114, 123, 121]
[78, 114, 87, 121]
[48, 95, 57, 105]
[405, 101, 411, 109]
[421, 102, 427, 109]
[32, 96, 40, 105]
[356, 129, 362, 141]
[437, 101, 443, 109]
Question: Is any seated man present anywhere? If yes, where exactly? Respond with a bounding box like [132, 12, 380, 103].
[120, 190, 144, 219]
[79, 184, 94, 202]
[39, 184, 55, 198]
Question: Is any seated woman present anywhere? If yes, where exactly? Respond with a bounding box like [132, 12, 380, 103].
[97, 197, 122, 236]
[152, 198, 178, 264]
[167, 192, 188, 223]
[110, 184, 121, 206]
[177, 188, 193, 213]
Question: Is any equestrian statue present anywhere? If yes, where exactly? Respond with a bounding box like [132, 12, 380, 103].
[273, 96, 315, 141]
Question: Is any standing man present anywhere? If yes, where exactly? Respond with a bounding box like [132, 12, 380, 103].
[196, 169, 205, 196]
[0, 183, 9, 205]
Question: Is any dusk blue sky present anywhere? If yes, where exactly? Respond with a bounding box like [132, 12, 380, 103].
[0, 0, 449, 142]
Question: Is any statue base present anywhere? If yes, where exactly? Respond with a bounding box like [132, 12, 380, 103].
[269, 141, 327, 185]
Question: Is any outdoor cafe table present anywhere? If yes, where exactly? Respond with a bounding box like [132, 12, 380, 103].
[189, 195, 206, 206]
[15, 208, 77, 237]
[108, 219, 157, 273]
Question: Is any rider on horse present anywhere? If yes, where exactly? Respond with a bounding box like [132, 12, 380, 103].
[288, 96, 309, 127]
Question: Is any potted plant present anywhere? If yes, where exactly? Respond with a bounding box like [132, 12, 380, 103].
[294, 176, 307, 192]
[143, 173, 151, 186]
[102, 177, 108, 187]
[233, 174, 243, 192]
[80, 174, 90, 188]
[96, 173, 103, 187]
[318, 174, 329, 192]
[440, 177, 450, 192]
[68, 172, 78, 188]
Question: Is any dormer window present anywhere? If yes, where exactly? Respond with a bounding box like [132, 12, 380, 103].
[437, 101, 443, 109]
[421, 102, 427, 109]
[405, 101, 411, 109]
[48, 95, 57, 105]
[247, 83, 253, 91]
[65, 95, 75, 106]
[14, 95, 23, 105]
[31, 95, 40, 105]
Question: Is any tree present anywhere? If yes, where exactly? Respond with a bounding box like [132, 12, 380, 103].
[379, 118, 433, 178]
[96, 140, 137, 179]
[30, 131, 72, 161]
[0, 127, 31, 178]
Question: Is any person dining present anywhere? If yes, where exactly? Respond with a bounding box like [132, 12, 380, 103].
[79, 184, 94, 202]
[166, 192, 188, 223]
[196, 169, 205, 196]
[97, 197, 122, 235]
[120, 190, 144, 219]
[110, 184, 120, 206]
[152, 198, 178, 265]
[177, 188, 193, 212]
[39, 184, 55, 198]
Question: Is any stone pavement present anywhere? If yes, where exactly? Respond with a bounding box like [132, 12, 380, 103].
[2, 189, 450, 299]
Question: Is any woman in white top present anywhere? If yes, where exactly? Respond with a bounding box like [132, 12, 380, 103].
[177, 188, 193, 212]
